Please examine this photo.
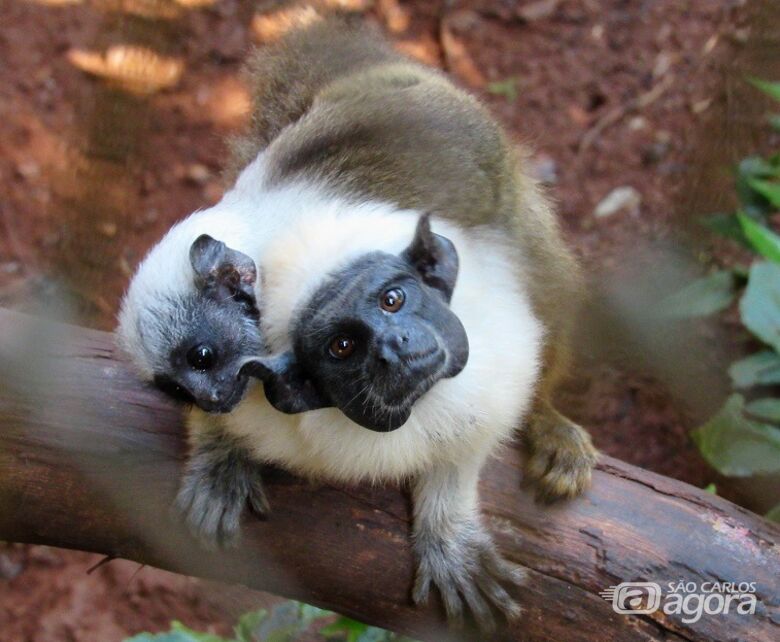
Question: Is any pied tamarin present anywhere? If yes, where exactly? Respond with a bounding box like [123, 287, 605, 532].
[116, 12, 597, 629]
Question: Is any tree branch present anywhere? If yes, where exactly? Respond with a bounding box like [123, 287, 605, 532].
[0, 308, 777, 641]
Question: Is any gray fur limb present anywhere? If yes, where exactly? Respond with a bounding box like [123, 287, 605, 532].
[175, 424, 269, 548]
[411, 458, 525, 631]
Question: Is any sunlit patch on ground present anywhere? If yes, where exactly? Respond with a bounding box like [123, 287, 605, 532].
[67, 46, 184, 95]
[194, 76, 251, 129]
[24, 0, 82, 7]
[251, 5, 323, 44]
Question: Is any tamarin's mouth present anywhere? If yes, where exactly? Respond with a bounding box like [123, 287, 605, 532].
[367, 354, 446, 411]
[403, 345, 440, 365]
[192, 377, 250, 414]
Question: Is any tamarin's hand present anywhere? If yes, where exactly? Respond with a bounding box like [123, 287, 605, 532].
[175, 433, 269, 548]
[522, 404, 598, 503]
[412, 460, 525, 631]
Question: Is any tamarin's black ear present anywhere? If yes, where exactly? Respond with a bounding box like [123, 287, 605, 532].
[241, 353, 331, 415]
[190, 235, 257, 306]
[401, 214, 459, 302]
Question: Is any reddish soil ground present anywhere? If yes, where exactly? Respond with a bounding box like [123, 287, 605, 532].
[0, 0, 770, 640]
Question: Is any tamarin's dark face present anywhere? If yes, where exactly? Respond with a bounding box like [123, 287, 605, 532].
[245, 215, 469, 432]
[151, 235, 263, 413]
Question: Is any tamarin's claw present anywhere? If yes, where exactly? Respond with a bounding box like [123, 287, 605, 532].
[412, 521, 524, 632]
[175, 441, 269, 548]
[522, 406, 597, 503]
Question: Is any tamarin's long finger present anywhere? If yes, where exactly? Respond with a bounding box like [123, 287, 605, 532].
[459, 579, 496, 632]
[474, 573, 522, 620]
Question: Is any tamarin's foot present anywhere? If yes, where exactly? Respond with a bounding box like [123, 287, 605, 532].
[412, 519, 524, 632]
[175, 440, 269, 548]
[522, 405, 597, 503]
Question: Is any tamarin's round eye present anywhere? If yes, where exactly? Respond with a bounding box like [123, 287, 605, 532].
[187, 344, 215, 371]
[380, 288, 405, 313]
[329, 336, 355, 359]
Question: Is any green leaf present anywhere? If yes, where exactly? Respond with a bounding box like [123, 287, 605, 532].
[740, 155, 780, 178]
[737, 213, 780, 261]
[298, 604, 333, 624]
[320, 617, 373, 642]
[265, 626, 305, 642]
[748, 77, 780, 102]
[170, 623, 235, 642]
[658, 270, 736, 318]
[692, 394, 780, 476]
[700, 212, 750, 245]
[737, 157, 780, 216]
[486, 77, 519, 102]
[729, 350, 780, 388]
[703, 483, 717, 494]
[124, 632, 193, 642]
[254, 602, 306, 642]
[125, 623, 235, 642]
[748, 177, 780, 208]
[746, 398, 780, 423]
[740, 262, 780, 351]
[356, 628, 393, 642]
[766, 503, 780, 523]
[234, 610, 266, 642]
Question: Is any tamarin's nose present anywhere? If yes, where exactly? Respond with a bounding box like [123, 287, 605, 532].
[378, 334, 408, 364]
[390, 333, 409, 349]
[378, 344, 399, 365]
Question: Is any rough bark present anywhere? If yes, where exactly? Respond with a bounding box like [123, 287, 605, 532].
[0, 308, 777, 641]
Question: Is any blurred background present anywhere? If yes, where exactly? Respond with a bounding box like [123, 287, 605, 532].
[0, 0, 779, 640]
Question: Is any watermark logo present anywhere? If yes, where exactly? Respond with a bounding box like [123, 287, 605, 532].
[600, 581, 757, 624]
[599, 582, 662, 614]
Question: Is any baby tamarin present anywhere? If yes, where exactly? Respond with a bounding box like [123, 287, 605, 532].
[117, 13, 597, 629]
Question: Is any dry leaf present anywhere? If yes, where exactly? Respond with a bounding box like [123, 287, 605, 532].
[68, 46, 184, 94]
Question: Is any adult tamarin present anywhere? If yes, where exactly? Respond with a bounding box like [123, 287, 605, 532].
[117, 13, 597, 629]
